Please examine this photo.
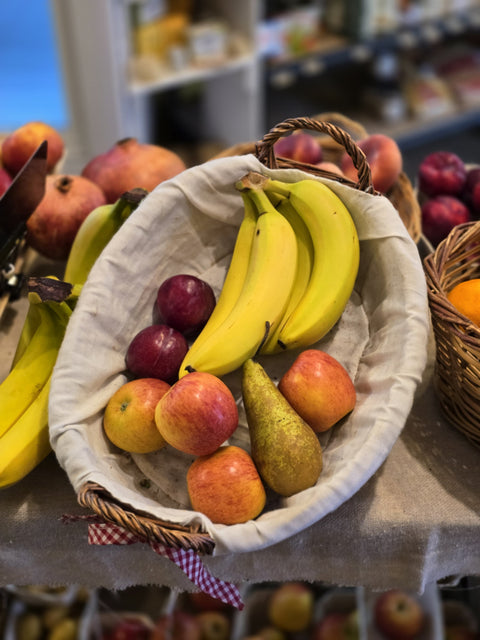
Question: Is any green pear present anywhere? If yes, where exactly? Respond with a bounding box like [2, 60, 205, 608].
[241, 358, 323, 497]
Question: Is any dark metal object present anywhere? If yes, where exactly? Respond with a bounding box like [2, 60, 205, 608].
[0, 141, 48, 297]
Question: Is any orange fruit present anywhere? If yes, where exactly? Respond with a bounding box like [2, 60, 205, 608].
[447, 278, 480, 326]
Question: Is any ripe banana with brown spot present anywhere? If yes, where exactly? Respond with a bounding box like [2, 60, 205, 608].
[261, 173, 360, 351]
[179, 181, 298, 378]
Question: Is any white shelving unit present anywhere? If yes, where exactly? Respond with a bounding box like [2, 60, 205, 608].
[51, 0, 264, 169]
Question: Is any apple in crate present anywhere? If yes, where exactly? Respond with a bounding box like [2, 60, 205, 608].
[374, 589, 424, 639]
[187, 445, 266, 524]
[125, 324, 188, 384]
[421, 195, 471, 247]
[340, 133, 402, 193]
[278, 349, 356, 433]
[268, 582, 314, 632]
[195, 610, 231, 640]
[154, 274, 216, 336]
[1, 120, 64, 176]
[151, 611, 201, 640]
[103, 378, 169, 453]
[312, 611, 359, 640]
[418, 150, 467, 197]
[155, 371, 238, 456]
[274, 132, 323, 164]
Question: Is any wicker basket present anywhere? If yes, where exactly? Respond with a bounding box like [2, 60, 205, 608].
[424, 220, 480, 449]
[56, 116, 428, 555]
[213, 113, 422, 243]
[76, 116, 379, 554]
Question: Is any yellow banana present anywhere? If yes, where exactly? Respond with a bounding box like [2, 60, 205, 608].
[0, 374, 52, 488]
[179, 184, 298, 378]
[260, 194, 314, 355]
[63, 188, 147, 285]
[262, 174, 360, 351]
[180, 192, 258, 367]
[0, 298, 70, 439]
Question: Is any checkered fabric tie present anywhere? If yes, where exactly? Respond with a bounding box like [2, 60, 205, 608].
[63, 515, 244, 609]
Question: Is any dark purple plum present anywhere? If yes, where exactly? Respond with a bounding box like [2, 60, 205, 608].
[125, 324, 188, 383]
[154, 274, 216, 336]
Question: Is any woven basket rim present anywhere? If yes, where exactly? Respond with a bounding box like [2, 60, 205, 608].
[424, 219, 480, 449]
[212, 113, 421, 243]
[73, 115, 423, 550]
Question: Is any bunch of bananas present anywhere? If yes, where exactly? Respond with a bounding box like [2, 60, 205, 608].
[63, 187, 148, 286]
[0, 278, 79, 488]
[179, 171, 359, 378]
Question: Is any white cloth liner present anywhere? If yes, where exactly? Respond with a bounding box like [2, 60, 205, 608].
[49, 155, 430, 555]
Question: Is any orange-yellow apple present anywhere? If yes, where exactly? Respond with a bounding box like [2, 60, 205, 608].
[278, 349, 356, 433]
[155, 372, 238, 456]
[196, 611, 231, 640]
[103, 377, 170, 453]
[1, 121, 64, 176]
[268, 582, 314, 632]
[187, 445, 266, 524]
[340, 133, 402, 193]
[374, 589, 424, 640]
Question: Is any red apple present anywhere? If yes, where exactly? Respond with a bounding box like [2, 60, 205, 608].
[1, 121, 64, 176]
[374, 589, 424, 640]
[103, 377, 170, 453]
[196, 611, 231, 640]
[81, 137, 186, 203]
[102, 615, 152, 640]
[188, 592, 233, 613]
[340, 133, 402, 193]
[312, 611, 359, 640]
[0, 167, 12, 197]
[418, 150, 467, 197]
[462, 166, 480, 216]
[267, 582, 314, 633]
[155, 371, 238, 455]
[274, 132, 323, 165]
[187, 445, 266, 524]
[421, 194, 471, 247]
[278, 349, 356, 433]
[315, 161, 345, 177]
[125, 324, 188, 384]
[25, 174, 107, 259]
[151, 611, 201, 640]
[154, 274, 216, 336]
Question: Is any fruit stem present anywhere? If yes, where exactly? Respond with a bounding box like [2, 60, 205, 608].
[55, 175, 73, 193]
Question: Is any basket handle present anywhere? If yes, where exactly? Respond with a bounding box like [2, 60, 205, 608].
[255, 116, 374, 193]
[78, 482, 215, 555]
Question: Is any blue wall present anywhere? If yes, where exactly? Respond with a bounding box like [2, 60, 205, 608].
[0, 1, 69, 131]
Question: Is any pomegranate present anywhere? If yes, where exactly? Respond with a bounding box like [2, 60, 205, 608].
[1, 121, 64, 176]
[26, 174, 107, 260]
[81, 137, 187, 203]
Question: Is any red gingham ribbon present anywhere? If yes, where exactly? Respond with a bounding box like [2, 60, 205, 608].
[62, 515, 244, 610]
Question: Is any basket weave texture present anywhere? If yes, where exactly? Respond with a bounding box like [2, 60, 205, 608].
[214, 113, 422, 243]
[424, 220, 480, 449]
